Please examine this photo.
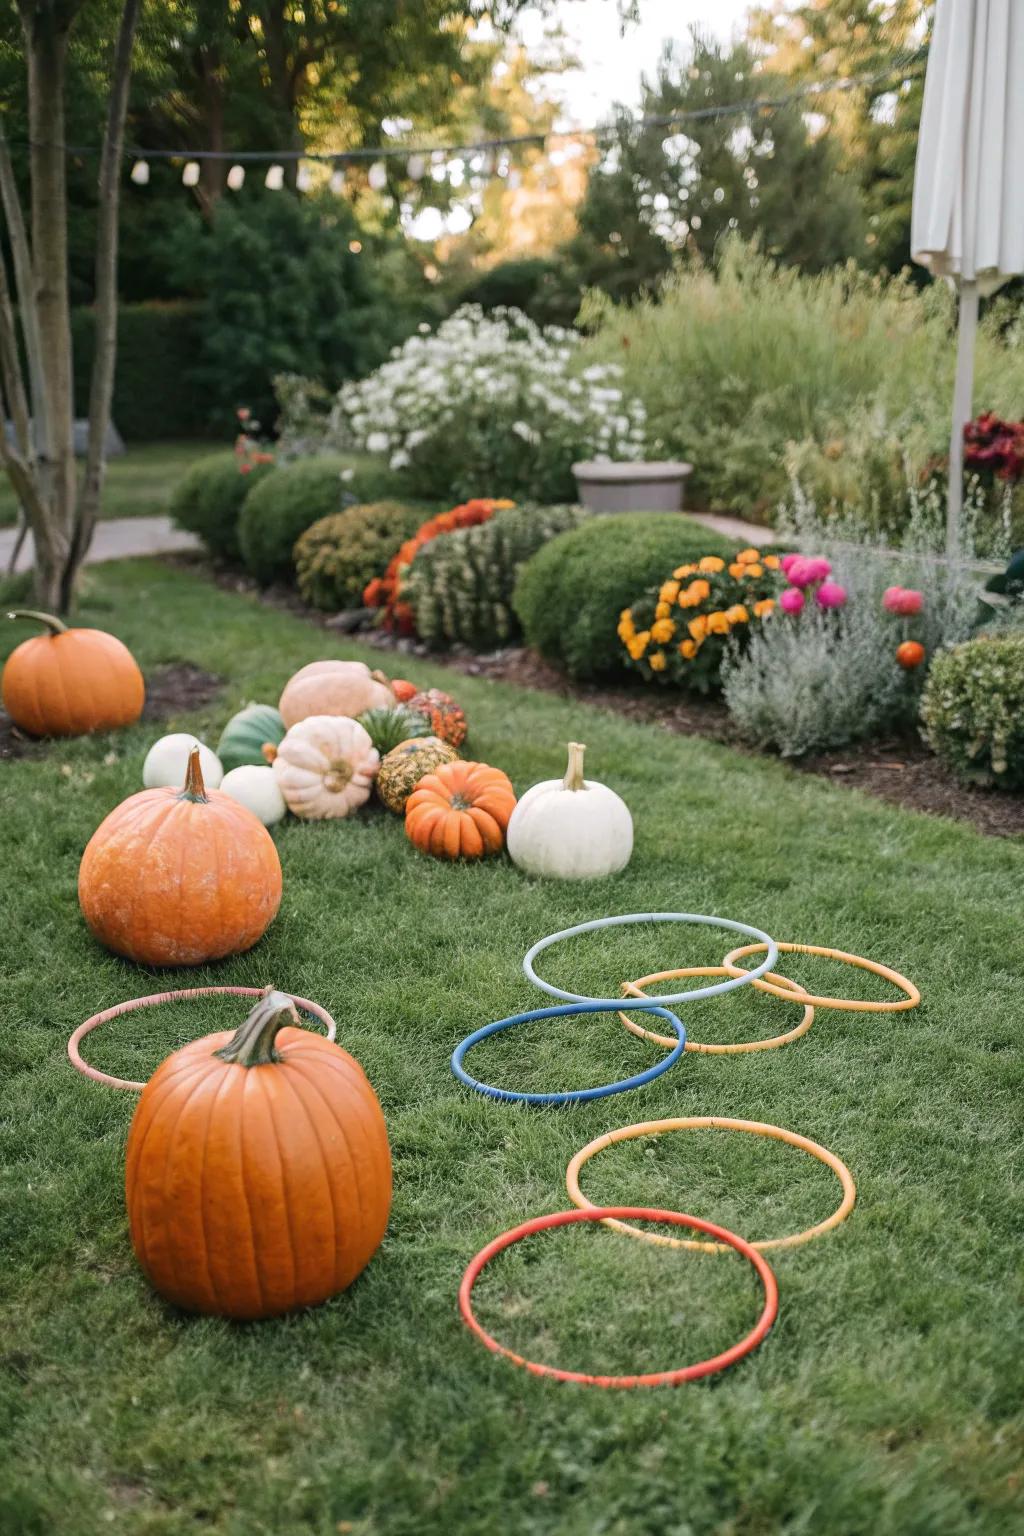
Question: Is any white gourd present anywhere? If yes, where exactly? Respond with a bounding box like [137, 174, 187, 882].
[220, 765, 287, 827]
[143, 733, 223, 790]
[506, 742, 633, 879]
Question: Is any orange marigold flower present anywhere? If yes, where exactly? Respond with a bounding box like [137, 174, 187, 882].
[763, 554, 781, 570]
[698, 555, 725, 573]
[673, 562, 697, 579]
[726, 604, 749, 624]
[737, 548, 760, 564]
[687, 615, 708, 641]
[679, 639, 697, 659]
[655, 600, 672, 620]
[659, 580, 681, 604]
[689, 578, 711, 602]
[742, 562, 764, 579]
[627, 631, 650, 660]
[754, 598, 776, 618]
[728, 561, 746, 579]
[707, 610, 730, 635]
[648, 649, 667, 671]
[651, 618, 676, 644]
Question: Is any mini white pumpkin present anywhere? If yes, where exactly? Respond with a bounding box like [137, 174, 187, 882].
[220, 765, 287, 827]
[271, 714, 379, 820]
[143, 733, 223, 790]
[506, 742, 633, 880]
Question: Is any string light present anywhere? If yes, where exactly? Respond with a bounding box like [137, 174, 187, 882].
[368, 160, 388, 191]
[329, 167, 346, 193]
[296, 163, 313, 191]
[226, 165, 245, 190]
[129, 160, 149, 184]
[182, 161, 200, 186]
[406, 153, 426, 181]
[265, 164, 284, 190]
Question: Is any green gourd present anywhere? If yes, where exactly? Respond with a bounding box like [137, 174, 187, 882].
[356, 705, 430, 757]
[217, 703, 287, 773]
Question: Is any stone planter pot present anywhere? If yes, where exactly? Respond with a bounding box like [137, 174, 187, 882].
[572, 460, 693, 514]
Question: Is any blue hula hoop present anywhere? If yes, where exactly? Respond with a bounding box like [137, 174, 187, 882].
[450, 999, 686, 1107]
[523, 913, 779, 1007]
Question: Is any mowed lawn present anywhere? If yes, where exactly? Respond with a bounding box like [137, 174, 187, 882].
[1, 559, 1022, 1536]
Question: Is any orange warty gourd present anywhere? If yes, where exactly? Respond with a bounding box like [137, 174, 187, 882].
[125, 989, 392, 1319]
[405, 759, 516, 859]
[3, 609, 144, 736]
[78, 746, 282, 966]
[390, 678, 417, 703]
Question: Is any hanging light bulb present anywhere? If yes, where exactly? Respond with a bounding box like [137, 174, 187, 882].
[406, 153, 426, 181]
[129, 160, 150, 185]
[227, 164, 245, 191]
[182, 161, 200, 187]
[264, 164, 285, 190]
[507, 168, 522, 190]
[330, 166, 346, 194]
[296, 162, 313, 191]
[368, 160, 388, 191]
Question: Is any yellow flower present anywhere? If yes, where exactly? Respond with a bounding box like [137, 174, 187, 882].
[699, 555, 725, 573]
[651, 618, 676, 644]
[617, 621, 632, 643]
[728, 561, 746, 579]
[679, 638, 697, 660]
[619, 607, 634, 624]
[707, 610, 731, 635]
[754, 598, 776, 618]
[737, 548, 760, 564]
[648, 650, 667, 672]
[655, 600, 672, 620]
[673, 562, 697, 579]
[726, 604, 749, 624]
[763, 554, 780, 570]
[742, 562, 764, 579]
[659, 580, 681, 604]
[687, 615, 708, 642]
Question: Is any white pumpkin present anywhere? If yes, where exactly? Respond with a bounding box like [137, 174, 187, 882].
[278, 660, 395, 730]
[143, 733, 223, 790]
[220, 765, 287, 827]
[506, 742, 633, 880]
[271, 714, 379, 820]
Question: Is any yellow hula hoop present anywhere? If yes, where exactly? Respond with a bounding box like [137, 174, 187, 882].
[566, 1116, 857, 1253]
[618, 965, 814, 1054]
[720, 941, 920, 1012]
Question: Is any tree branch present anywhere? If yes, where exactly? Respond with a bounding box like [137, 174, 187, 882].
[0, 121, 45, 428]
[0, 245, 34, 465]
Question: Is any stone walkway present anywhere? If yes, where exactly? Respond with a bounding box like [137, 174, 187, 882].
[0, 515, 200, 575]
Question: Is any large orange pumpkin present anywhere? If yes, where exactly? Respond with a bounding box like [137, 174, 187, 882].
[3, 609, 144, 736]
[125, 989, 392, 1319]
[405, 759, 516, 859]
[79, 746, 282, 966]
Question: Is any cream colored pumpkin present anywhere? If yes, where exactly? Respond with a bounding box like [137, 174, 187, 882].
[272, 715, 379, 819]
[279, 661, 395, 729]
[506, 741, 633, 879]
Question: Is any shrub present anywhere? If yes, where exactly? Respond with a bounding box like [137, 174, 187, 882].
[325, 305, 647, 504]
[238, 455, 353, 585]
[619, 549, 784, 693]
[403, 503, 589, 650]
[294, 501, 429, 612]
[365, 499, 514, 634]
[72, 301, 209, 440]
[170, 452, 274, 561]
[921, 636, 1024, 789]
[513, 513, 736, 680]
[458, 257, 581, 329]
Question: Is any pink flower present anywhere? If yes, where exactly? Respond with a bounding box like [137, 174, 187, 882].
[815, 581, 848, 610]
[779, 587, 805, 614]
[779, 553, 800, 575]
[883, 586, 923, 616]
[786, 555, 832, 589]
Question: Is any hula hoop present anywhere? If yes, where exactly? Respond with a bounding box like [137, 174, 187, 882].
[68, 987, 338, 1091]
[459, 1205, 778, 1388]
[618, 966, 814, 1054]
[523, 913, 778, 1007]
[451, 1000, 685, 1107]
[720, 941, 920, 1013]
[566, 1116, 856, 1253]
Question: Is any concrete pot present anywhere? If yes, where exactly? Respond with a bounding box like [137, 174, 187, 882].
[572, 460, 693, 514]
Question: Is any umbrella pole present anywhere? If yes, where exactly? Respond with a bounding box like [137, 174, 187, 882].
[947, 280, 979, 559]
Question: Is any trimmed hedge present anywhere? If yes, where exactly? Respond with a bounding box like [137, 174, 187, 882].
[513, 513, 737, 679]
[170, 453, 274, 561]
[921, 634, 1024, 790]
[294, 501, 430, 611]
[72, 302, 209, 440]
[238, 455, 354, 585]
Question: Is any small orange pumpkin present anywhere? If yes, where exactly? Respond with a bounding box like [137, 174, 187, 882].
[125, 989, 392, 1319]
[896, 640, 926, 670]
[405, 759, 516, 859]
[79, 746, 282, 966]
[3, 609, 144, 736]
[390, 678, 418, 703]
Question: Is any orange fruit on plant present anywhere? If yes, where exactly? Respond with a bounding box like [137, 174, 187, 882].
[405, 759, 516, 859]
[896, 640, 926, 670]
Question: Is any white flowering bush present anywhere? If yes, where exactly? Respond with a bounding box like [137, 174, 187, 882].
[322, 306, 647, 503]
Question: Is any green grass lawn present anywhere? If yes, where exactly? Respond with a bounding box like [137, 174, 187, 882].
[0, 441, 213, 528]
[1, 559, 1022, 1536]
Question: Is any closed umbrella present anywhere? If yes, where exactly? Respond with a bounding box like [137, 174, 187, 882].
[911, 0, 1024, 555]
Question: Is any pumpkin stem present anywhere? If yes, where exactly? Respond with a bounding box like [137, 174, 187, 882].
[6, 608, 68, 635]
[261, 742, 278, 765]
[178, 745, 209, 803]
[372, 668, 396, 698]
[213, 989, 299, 1067]
[562, 741, 587, 792]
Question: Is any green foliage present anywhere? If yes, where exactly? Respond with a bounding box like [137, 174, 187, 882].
[921, 635, 1024, 790]
[405, 502, 588, 650]
[169, 452, 274, 561]
[356, 706, 430, 756]
[457, 257, 581, 329]
[294, 501, 429, 611]
[513, 513, 736, 679]
[238, 455, 352, 585]
[70, 302, 207, 440]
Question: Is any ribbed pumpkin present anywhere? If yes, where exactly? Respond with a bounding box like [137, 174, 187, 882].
[216, 702, 286, 772]
[125, 989, 392, 1319]
[3, 609, 144, 737]
[78, 747, 282, 966]
[405, 760, 516, 858]
[356, 704, 429, 756]
[271, 714, 379, 819]
[408, 688, 467, 748]
[377, 735, 458, 814]
[279, 660, 395, 729]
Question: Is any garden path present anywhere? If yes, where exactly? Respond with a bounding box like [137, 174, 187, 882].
[0, 515, 200, 574]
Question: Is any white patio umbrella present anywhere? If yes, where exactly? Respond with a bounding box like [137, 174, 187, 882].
[911, 0, 1024, 555]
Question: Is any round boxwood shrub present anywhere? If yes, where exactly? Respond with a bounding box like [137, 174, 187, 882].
[921, 634, 1024, 789]
[512, 513, 737, 679]
[294, 501, 429, 611]
[170, 452, 274, 561]
[238, 455, 353, 585]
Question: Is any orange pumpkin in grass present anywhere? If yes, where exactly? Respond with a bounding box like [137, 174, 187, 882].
[3, 609, 144, 736]
[78, 746, 282, 966]
[405, 759, 516, 859]
[125, 989, 392, 1319]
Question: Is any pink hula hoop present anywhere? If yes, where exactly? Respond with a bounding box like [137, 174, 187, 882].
[68, 986, 338, 1091]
